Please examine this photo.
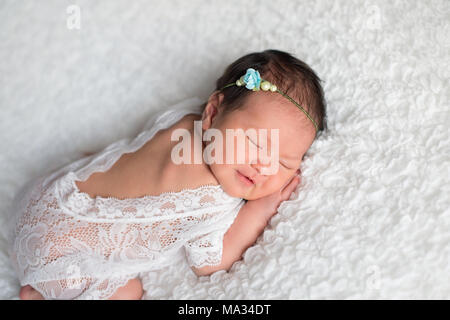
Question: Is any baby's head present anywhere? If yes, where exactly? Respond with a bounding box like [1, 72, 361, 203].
[200, 49, 327, 200]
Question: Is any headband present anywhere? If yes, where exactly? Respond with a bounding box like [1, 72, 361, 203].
[219, 68, 319, 133]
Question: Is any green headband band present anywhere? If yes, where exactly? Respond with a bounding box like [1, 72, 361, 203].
[219, 68, 319, 133]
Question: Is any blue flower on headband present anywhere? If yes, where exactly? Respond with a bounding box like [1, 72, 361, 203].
[243, 68, 261, 90]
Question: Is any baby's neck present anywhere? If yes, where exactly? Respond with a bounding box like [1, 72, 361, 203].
[147, 114, 219, 191]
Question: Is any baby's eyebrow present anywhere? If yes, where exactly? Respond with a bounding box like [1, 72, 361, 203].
[246, 127, 301, 162]
[255, 143, 300, 162]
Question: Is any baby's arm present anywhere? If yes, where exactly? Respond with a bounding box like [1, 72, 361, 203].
[191, 174, 300, 277]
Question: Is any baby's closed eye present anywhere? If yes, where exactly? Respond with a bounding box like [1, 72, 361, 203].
[246, 136, 295, 170]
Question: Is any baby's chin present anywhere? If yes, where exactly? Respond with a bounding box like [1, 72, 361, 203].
[209, 165, 261, 200]
[218, 183, 244, 199]
[217, 178, 261, 200]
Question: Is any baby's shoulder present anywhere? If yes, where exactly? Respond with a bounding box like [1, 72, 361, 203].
[156, 113, 220, 192]
[75, 112, 217, 199]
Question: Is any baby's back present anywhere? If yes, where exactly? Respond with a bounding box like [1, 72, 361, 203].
[8, 104, 245, 300]
[75, 113, 219, 200]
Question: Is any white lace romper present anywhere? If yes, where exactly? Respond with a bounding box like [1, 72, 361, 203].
[7, 97, 245, 300]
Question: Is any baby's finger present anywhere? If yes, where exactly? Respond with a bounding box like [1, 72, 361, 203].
[280, 176, 300, 200]
[280, 174, 296, 191]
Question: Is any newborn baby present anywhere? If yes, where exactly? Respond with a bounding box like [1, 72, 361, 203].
[10, 49, 327, 300]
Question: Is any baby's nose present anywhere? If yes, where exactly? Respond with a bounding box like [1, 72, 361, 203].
[250, 162, 276, 178]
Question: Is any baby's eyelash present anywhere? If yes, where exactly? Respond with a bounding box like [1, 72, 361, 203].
[247, 136, 292, 170]
[280, 162, 291, 169]
[247, 136, 262, 149]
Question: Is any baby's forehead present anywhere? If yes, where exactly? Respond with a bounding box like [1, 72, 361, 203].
[243, 98, 312, 133]
[239, 109, 312, 151]
[245, 90, 303, 115]
[239, 98, 315, 151]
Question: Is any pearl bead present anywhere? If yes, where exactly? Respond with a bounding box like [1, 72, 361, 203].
[236, 79, 243, 86]
[270, 84, 277, 92]
[261, 81, 271, 91]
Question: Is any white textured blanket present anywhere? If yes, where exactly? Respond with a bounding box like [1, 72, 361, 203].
[0, 0, 448, 299]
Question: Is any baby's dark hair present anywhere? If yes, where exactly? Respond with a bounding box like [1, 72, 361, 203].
[210, 49, 327, 138]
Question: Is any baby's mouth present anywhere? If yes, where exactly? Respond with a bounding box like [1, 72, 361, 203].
[236, 170, 255, 185]
[245, 175, 254, 183]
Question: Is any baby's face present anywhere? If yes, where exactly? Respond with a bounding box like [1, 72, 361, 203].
[202, 91, 316, 200]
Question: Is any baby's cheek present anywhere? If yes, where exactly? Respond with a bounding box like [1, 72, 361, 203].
[210, 163, 234, 187]
[265, 173, 289, 193]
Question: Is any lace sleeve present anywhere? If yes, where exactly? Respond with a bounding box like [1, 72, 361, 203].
[184, 229, 226, 269]
[31, 273, 139, 300]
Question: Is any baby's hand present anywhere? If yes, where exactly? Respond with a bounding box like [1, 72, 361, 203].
[246, 172, 301, 225]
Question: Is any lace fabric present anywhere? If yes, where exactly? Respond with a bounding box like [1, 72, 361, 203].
[7, 97, 245, 300]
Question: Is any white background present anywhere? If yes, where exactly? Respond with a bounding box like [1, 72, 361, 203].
[0, 0, 448, 299]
